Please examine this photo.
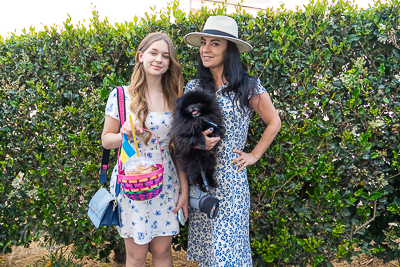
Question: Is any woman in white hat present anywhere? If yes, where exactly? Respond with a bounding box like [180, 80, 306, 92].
[182, 16, 281, 266]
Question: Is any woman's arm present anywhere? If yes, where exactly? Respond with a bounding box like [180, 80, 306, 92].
[101, 115, 122, 149]
[248, 92, 281, 159]
[232, 92, 281, 172]
[173, 162, 190, 222]
[101, 115, 144, 150]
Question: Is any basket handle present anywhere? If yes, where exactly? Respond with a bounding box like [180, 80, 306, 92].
[117, 128, 163, 173]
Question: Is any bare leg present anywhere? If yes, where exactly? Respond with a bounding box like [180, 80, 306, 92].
[124, 238, 148, 267]
[149, 236, 173, 267]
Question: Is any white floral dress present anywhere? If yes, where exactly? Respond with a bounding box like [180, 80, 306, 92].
[185, 79, 267, 266]
[105, 86, 180, 244]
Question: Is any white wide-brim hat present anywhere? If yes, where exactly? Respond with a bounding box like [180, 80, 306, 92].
[184, 16, 252, 53]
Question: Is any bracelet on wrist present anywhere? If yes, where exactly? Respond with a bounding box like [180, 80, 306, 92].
[180, 186, 189, 192]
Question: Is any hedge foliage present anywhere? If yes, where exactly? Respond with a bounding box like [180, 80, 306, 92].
[1, 0, 400, 266]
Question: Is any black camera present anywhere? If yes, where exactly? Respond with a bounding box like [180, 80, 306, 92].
[188, 166, 220, 219]
[189, 185, 219, 219]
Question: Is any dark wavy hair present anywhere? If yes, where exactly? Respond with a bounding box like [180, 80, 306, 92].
[196, 40, 258, 114]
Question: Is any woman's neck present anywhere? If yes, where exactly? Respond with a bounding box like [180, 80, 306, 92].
[210, 67, 225, 90]
[145, 75, 168, 112]
[146, 75, 163, 93]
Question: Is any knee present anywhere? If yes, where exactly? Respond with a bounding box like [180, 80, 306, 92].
[126, 250, 147, 266]
[149, 243, 171, 260]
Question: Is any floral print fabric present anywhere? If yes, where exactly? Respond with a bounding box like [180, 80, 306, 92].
[185, 79, 267, 266]
[105, 86, 180, 244]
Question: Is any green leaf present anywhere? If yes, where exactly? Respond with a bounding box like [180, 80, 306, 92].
[280, 133, 291, 141]
[379, 63, 385, 75]
[354, 189, 363, 196]
[40, 168, 48, 176]
[371, 152, 379, 159]
[347, 34, 361, 43]
[368, 192, 383, 201]
[352, 88, 360, 98]
[292, 134, 300, 143]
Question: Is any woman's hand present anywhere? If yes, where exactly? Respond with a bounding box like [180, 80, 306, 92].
[194, 127, 221, 150]
[120, 120, 143, 140]
[173, 190, 189, 222]
[232, 149, 259, 172]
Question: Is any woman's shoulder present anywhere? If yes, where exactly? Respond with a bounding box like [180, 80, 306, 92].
[105, 85, 130, 118]
[108, 85, 129, 96]
[106, 86, 130, 111]
[250, 77, 267, 94]
[186, 79, 201, 87]
[184, 79, 202, 93]
[119, 85, 129, 96]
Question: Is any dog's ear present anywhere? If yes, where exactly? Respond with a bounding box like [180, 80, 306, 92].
[173, 96, 184, 110]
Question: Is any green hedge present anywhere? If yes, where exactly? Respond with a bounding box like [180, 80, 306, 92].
[1, 0, 400, 265]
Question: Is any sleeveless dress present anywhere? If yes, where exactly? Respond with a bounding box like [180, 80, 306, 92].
[185, 79, 267, 266]
[105, 86, 180, 244]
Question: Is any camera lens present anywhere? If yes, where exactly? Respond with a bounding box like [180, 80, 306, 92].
[199, 196, 220, 219]
[209, 203, 219, 219]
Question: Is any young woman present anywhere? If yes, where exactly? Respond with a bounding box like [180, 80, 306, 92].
[101, 32, 189, 267]
[183, 16, 282, 266]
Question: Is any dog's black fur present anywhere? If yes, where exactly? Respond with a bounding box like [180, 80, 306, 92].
[171, 90, 225, 191]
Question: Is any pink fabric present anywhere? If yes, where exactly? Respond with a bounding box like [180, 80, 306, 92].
[118, 86, 125, 125]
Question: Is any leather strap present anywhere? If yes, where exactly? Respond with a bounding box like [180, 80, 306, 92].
[99, 86, 125, 196]
[117, 86, 126, 127]
[198, 160, 210, 192]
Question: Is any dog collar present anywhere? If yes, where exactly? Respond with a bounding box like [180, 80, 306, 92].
[203, 119, 217, 128]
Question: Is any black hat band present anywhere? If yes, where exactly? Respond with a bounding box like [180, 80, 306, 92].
[202, 29, 237, 39]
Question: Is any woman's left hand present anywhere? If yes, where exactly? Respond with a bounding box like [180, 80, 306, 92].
[232, 149, 259, 172]
[173, 191, 189, 222]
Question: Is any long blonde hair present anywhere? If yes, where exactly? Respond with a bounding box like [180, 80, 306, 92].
[128, 32, 183, 144]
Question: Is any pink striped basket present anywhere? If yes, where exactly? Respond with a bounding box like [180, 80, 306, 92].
[117, 129, 164, 201]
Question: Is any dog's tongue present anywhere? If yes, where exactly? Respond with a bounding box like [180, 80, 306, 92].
[192, 110, 198, 115]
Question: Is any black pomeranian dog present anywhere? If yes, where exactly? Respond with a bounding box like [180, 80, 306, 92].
[171, 90, 225, 191]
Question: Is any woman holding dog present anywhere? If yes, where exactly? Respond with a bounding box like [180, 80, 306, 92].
[101, 32, 189, 267]
[183, 16, 282, 266]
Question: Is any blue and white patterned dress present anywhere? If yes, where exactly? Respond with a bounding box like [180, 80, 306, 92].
[105, 86, 180, 244]
[185, 79, 267, 266]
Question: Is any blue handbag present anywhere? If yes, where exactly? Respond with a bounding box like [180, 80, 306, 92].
[88, 187, 121, 228]
[87, 86, 126, 228]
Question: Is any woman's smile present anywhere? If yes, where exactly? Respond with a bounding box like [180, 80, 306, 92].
[139, 39, 170, 77]
[200, 37, 228, 71]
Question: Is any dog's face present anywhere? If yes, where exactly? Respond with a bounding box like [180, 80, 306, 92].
[175, 90, 217, 121]
[186, 102, 207, 118]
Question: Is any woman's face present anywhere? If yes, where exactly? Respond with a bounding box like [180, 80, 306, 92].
[200, 36, 228, 71]
[139, 40, 170, 78]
